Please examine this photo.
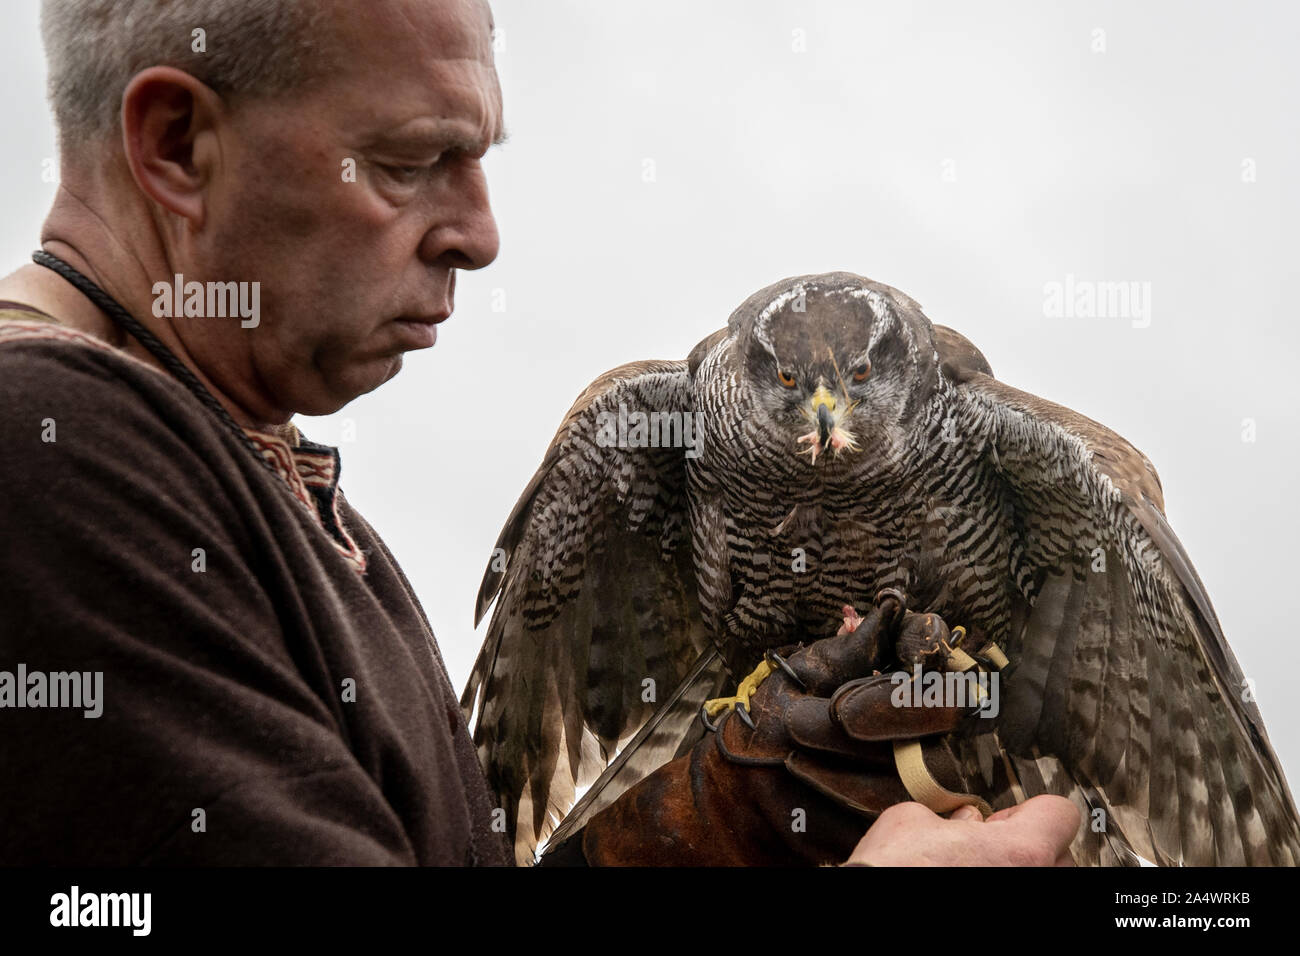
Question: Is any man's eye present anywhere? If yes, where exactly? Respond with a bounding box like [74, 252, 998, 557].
[377, 159, 441, 183]
[380, 164, 424, 181]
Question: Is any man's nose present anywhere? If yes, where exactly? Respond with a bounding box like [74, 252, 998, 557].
[421, 166, 500, 270]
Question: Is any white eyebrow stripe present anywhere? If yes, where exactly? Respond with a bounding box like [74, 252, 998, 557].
[861, 291, 896, 355]
[754, 280, 919, 372]
[757, 284, 806, 326]
[849, 286, 919, 372]
[754, 282, 806, 358]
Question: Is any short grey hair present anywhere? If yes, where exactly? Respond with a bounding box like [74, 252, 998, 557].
[41, 0, 334, 146]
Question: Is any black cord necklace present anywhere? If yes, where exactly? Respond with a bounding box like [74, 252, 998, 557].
[31, 249, 278, 475]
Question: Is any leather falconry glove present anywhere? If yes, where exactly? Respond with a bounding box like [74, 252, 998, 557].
[553, 588, 1009, 866]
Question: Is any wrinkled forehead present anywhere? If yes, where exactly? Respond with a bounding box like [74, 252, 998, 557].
[319, 0, 504, 147]
[753, 283, 901, 363]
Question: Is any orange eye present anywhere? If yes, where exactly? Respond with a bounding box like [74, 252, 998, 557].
[778, 369, 797, 388]
[852, 362, 871, 382]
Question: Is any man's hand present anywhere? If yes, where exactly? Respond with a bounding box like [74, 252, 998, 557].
[847, 795, 1081, 866]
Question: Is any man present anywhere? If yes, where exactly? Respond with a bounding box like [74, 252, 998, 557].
[0, 0, 1078, 865]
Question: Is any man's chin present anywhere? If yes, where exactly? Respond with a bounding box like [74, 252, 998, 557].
[298, 355, 405, 417]
[376, 352, 405, 387]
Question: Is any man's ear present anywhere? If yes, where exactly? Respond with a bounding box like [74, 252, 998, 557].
[120, 66, 225, 227]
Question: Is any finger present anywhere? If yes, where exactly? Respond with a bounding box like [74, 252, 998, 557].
[948, 804, 983, 822]
[999, 795, 1081, 849]
[786, 603, 896, 694]
[894, 610, 951, 667]
[985, 804, 1023, 823]
[844, 826, 879, 866]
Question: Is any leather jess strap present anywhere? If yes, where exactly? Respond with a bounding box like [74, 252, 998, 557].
[893, 740, 994, 817]
[891, 632, 1009, 818]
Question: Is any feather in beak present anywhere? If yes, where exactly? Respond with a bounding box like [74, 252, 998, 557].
[797, 386, 859, 464]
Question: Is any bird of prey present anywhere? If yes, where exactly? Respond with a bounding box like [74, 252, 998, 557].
[462, 271, 1300, 866]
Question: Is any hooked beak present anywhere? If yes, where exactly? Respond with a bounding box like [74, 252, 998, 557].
[811, 386, 836, 449]
[816, 403, 835, 448]
[797, 386, 857, 465]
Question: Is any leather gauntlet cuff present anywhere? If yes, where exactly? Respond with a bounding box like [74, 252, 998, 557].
[576, 592, 1003, 865]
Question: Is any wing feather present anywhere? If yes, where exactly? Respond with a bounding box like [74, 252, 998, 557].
[953, 368, 1300, 865]
[462, 360, 711, 864]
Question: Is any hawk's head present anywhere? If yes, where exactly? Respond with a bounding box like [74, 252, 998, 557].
[722, 271, 941, 469]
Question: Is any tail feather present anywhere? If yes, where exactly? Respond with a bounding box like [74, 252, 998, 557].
[541, 649, 725, 858]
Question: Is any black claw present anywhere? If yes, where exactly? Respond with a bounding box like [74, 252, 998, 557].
[875, 586, 907, 609]
[873, 587, 908, 625]
[970, 652, 1016, 682]
[765, 649, 807, 692]
[699, 704, 720, 733]
[736, 702, 757, 729]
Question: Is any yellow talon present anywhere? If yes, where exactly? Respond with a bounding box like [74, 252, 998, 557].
[704, 659, 776, 717]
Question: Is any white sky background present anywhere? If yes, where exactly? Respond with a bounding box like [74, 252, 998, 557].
[2, 2, 1298, 788]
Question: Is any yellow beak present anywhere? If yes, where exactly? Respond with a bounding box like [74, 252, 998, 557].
[810, 386, 836, 413]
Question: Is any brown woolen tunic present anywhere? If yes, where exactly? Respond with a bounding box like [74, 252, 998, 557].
[0, 306, 510, 865]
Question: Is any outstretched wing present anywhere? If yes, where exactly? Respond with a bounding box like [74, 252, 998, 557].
[947, 354, 1300, 865]
[462, 360, 711, 864]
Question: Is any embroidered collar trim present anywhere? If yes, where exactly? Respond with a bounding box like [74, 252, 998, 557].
[1, 310, 367, 574]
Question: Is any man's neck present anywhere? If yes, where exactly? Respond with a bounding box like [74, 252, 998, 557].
[0, 179, 289, 433]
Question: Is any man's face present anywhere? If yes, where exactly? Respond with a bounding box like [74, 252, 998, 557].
[185, 0, 503, 419]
